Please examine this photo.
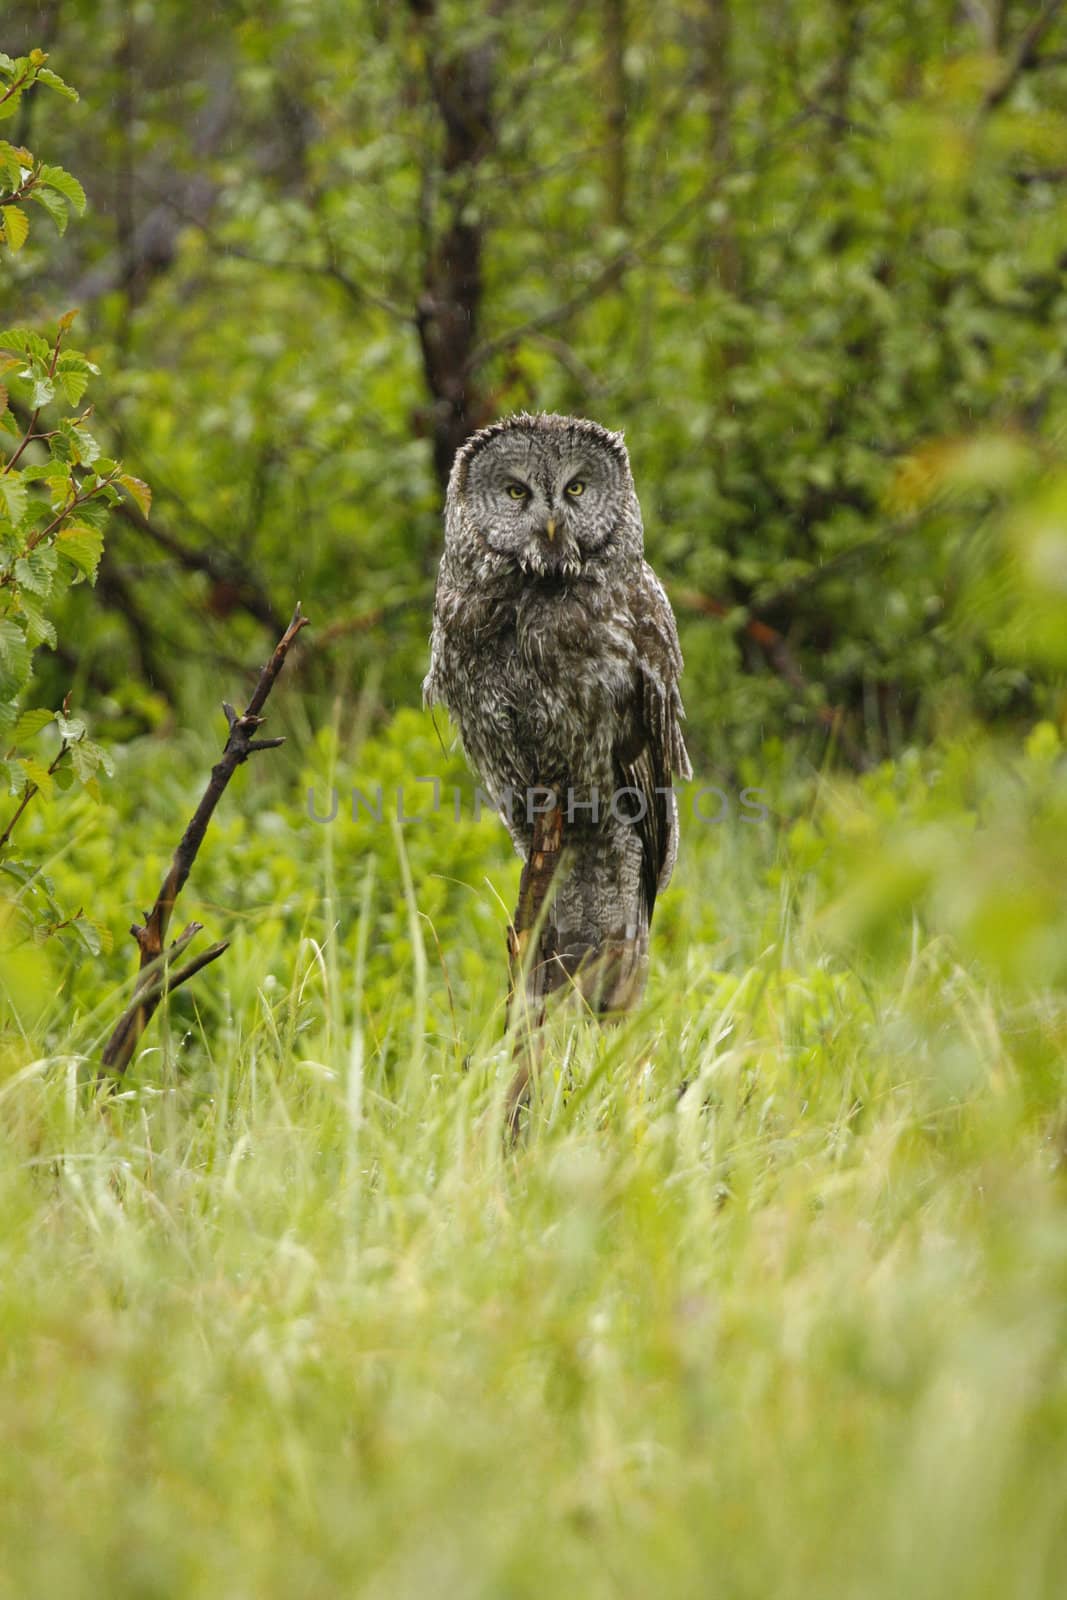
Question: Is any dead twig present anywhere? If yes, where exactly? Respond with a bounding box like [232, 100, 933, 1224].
[100, 602, 309, 1076]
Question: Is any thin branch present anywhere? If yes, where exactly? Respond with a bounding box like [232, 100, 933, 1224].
[112, 497, 285, 635]
[100, 603, 309, 1075]
[0, 735, 69, 853]
[466, 110, 812, 374]
[0, 471, 121, 589]
[673, 589, 870, 771]
[209, 235, 413, 323]
[100, 940, 230, 1072]
[309, 590, 434, 649]
[1, 318, 67, 476]
[983, 0, 1067, 110]
[0, 70, 31, 108]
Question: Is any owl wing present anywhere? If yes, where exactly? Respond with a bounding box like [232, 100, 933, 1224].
[618, 562, 692, 916]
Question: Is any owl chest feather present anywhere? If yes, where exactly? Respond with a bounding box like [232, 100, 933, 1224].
[442, 574, 636, 794]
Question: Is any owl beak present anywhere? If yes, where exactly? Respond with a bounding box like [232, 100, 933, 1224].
[545, 517, 557, 542]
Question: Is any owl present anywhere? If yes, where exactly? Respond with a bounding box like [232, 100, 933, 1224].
[424, 412, 691, 1013]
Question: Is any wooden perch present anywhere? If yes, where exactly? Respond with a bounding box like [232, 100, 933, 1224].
[100, 603, 309, 1076]
[507, 799, 564, 1000]
[504, 795, 564, 1138]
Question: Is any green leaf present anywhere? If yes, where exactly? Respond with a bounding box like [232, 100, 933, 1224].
[68, 495, 107, 529]
[38, 165, 86, 215]
[56, 522, 103, 583]
[19, 754, 53, 799]
[1, 205, 29, 252]
[56, 365, 87, 404]
[118, 474, 152, 517]
[35, 69, 78, 102]
[67, 743, 91, 782]
[69, 738, 107, 784]
[0, 143, 24, 188]
[0, 618, 30, 698]
[0, 329, 48, 360]
[90, 738, 113, 778]
[0, 475, 27, 524]
[28, 184, 68, 235]
[58, 420, 100, 467]
[28, 374, 54, 408]
[55, 353, 95, 406]
[11, 706, 52, 743]
[73, 916, 101, 955]
[56, 350, 97, 373]
[54, 710, 86, 742]
[25, 461, 71, 498]
[3, 756, 27, 797]
[18, 594, 57, 650]
[14, 545, 57, 596]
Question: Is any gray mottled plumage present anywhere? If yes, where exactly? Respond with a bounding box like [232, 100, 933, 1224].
[424, 412, 691, 1010]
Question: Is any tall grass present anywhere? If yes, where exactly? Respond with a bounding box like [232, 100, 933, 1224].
[1, 726, 1065, 1598]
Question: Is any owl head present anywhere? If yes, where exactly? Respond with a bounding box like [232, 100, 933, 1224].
[446, 412, 643, 579]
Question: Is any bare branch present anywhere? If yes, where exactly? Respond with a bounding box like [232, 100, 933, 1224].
[100, 941, 230, 1072]
[100, 604, 309, 1075]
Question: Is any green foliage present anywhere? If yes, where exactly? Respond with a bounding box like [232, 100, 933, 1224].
[0, 50, 82, 252]
[0, 56, 140, 958]
[7, 1, 1065, 759]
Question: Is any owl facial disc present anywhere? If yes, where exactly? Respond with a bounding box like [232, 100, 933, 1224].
[451, 412, 640, 580]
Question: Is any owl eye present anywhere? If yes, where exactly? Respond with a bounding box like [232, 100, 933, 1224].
[565, 479, 585, 497]
[506, 482, 530, 501]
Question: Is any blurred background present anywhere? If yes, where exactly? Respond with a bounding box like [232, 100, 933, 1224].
[5, 0, 1066, 773]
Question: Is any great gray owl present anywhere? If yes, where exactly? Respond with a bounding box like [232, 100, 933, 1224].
[424, 412, 691, 1012]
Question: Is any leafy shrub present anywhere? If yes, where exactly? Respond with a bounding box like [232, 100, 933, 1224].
[0, 50, 147, 962]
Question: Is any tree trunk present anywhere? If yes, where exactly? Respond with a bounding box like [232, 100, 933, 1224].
[408, 3, 497, 493]
[604, 0, 628, 228]
[697, 0, 740, 296]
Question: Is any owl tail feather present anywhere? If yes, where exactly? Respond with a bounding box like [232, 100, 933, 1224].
[545, 817, 651, 1014]
[509, 816, 651, 1018]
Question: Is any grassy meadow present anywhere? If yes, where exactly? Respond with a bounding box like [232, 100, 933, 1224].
[2, 706, 1066, 1599]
